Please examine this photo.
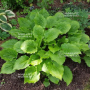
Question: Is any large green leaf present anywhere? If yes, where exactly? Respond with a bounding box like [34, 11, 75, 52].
[14, 55, 29, 70]
[34, 13, 46, 28]
[1, 39, 18, 49]
[29, 54, 42, 66]
[44, 28, 60, 42]
[21, 40, 37, 54]
[37, 50, 49, 59]
[48, 44, 60, 53]
[29, 9, 38, 21]
[85, 50, 90, 57]
[42, 60, 64, 80]
[49, 51, 65, 65]
[1, 23, 12, 31]
[63, 66, 73, 86]
[56, 22, 71, 34]
[9, 29, 33, 40]
[39, 8, 49, 18]
[33, 25, 44, 40]
[68, 21, 80, 35]
[83, 56, 90, 67]
[0, 60, 16, 74]
[46, 16, 56, 28]
[54, 12, 64, 20]
[80, 33, 89, 43]
[61, 43, 81, 56]
[18, 18, 31, 28]
[0, 48, 17, 61]
[80, 43, 89, 51]
[0, 15, 7, 22]
[69, 55, 81, 63]
[68, 34, 82, 43]
[13, 41, 24, 53]
[5, 10, 15, 18]
[24, 66, 40, 84]
[48, 75, 59, 84]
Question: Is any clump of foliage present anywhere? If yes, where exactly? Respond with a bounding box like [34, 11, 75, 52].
[0, 9, 15, 40]
[10, 19, 18, 26]
[1, 0, 25, 10]
[0, 8, 90, 87]
[64, 7, 90, 30]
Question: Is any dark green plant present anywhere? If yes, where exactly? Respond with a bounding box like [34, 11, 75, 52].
[37, 0, 54, 9]
[0, 9, 15, 40]
[0, 29, 10, 40]
[64, 8, 90, 30]
[0, 8, 90, 87]
[1, 0, 25, 10]
[10, 19, 18, 26]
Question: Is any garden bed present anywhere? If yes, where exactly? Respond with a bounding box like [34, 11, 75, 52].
[0, 0, 90, 90]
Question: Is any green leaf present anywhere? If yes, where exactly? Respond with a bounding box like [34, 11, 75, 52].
[48, 75, 59, 84]
[42, 60, 64, 80]
[61, 43, 81, 56]
[29, 54, 42, 66]
[43, 78, 50, 87]
[0, 9, 5, 13]
[0, 15, 7, 22]
[9, 29, 33, 40]
[80, 43, 89, 51]
[63, 66, 73, 86]
[1, 39, 18, 49]
[0, 60, 16, 74]
[68, 21, 80, 35]
[5, 10, 15, 18]
[21, 40, 37, 54]
[44, 28, 60, 42]
[85, 50, 90, 57]
[24, 66, 40, 84]
[37, 50, 49, 59]
[39, 8, 49, 18]
[56, 22, 71, 34]
[13, 41, 24, 53]
[29, 9, 38, 21]
[80, 33, 89, 43]
[0, 48, 17, 61]
[54, 12, 64, 20]
[33, 25, 44, 40]
[18, 17, 31, 28]
[1, 23, 12, 31]
[69, 55, 81, 63]
[49, 51, 65, 65]
[34, 13, 46, 28]
[46, 16, 56, 28]
[14, 55, 29, 70]
[83, 56, 90, 67]
[48, 44, 60, 53]
[68, 34, 82, 43]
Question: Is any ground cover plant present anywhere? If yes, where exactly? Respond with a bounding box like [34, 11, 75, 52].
[0, 8, 90, 87]
[0, 9, 15, 40]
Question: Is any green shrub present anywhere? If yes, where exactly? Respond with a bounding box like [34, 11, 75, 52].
[0, 9, 15, 40]
[0, 8, 90, 87]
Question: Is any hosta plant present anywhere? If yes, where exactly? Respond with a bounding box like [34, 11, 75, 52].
[0, 9, 15, 40]
[0, 8, 90, 87]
